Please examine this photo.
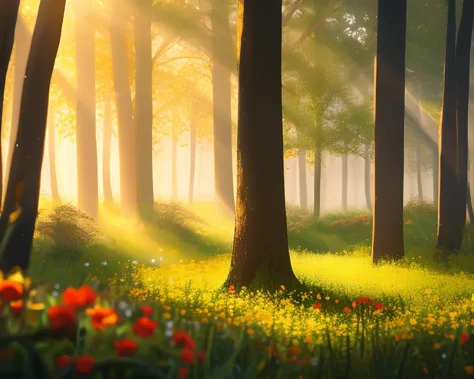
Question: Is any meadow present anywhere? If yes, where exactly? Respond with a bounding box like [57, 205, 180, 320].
[1, 199, 474, 378]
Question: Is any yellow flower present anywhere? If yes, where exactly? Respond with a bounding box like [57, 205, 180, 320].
[433, 343, 441, 350]
[409, 319, 417, 325]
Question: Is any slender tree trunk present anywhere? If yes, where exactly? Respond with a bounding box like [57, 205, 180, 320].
[453, 0, 474, 248]
[189, 103, 197, 204]
[468, 179, 474, 223]
[415, 137, 423, 201]
[372, 0, 406, 263]
[75, 0, 98, 219]
[342, 154, 348, 212]
[225, 0, 300, 291]
[364, 153, 372, 212]
[47, 110, 60, 203]
[171, 110, 178, 201]
[313, 144, 322, 220]
[110, 0, 137, 217]
[433, 147, 438, 204]
[0, 1, 21, 208]
[437, 0, 459, 257]
[211, 0, 235, 217]
[102, 96, 113, 205]
[134, 0, 154, 215]
[298, 149, 307, 210]
[0, 0, 66, 274]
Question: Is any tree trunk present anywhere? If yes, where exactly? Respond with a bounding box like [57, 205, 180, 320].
[211, 0, 235, 217]
[189, 103, 197, 204]
[110, 0, 137, 217]
[102, 96, 113, 205]
[468, 180, 474, 223]
[342, 154, 348, 212]
[0, 0, 66, 274]
[453, 0, 474, 249]
[171, 109, 178, 201]
[364, 153, 372, 212]
[297, 149, 307, 210]
[75, 0, 98, 219]
[415, 136, 423, 201]
[224, 0, 300, 291]
[372, 0, 406, 263]
[47, 110, 60, 203]
[134, 0, 154, 216]
[432, 147, 438, 204]
[313, 144, 322, 220]
[437, 0, 459, 257]
[0, 1, 21, 208]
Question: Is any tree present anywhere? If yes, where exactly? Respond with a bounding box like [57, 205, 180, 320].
[0, 0, 67, 274]
[371, 0, 406, 263]
[297, 149, 307, 209]
[102, 94, 114, 205]
[189, 101, 198, 204]
[225, 0, 300, 290]
[47, 110, 60, 203]
[0, 1, 21, 207]
[75, 0, 99, 219]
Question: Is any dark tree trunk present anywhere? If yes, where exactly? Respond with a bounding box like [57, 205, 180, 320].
[47, 110, 60, 203]
[211, 0, 235, 217]
[342, 154, 348, 212]
[364, 153, 372, 212]
[0, 1, 21, 208]
[224, 0, 300, 291]
[189, 103, 197, 204]
[102, 96, 113, 205]
[171, 110, 178, 201]
[110, 0, 137, 217]
[453, 0, 474, 249]
[0, 0, 66, 274]
[415, 137, 423, 201]
[135, 0, 154, 216]
[437, 0, 459, 257]
[372, 0, 406, 263]
[75, 0, 98, 219]
[297, 149, 307, 210]
[313, 145, 322, 219]
[468, 180, 474, 223]
[432, 146, 438, 204]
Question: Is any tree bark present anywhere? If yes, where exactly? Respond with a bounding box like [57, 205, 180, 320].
[453, 0, 474, 249]
[297, 149, 307, 210]
[364, 153, 372, 212]
[110, 0, 138, 217]
[371, 0, 406, 263]
[211, 0, 235, 217]
[0, 1, 21, 208]
[171, 110, 178, 201]
[342, 154, 348, 212]
[102, 96, 113, 205]
[189, 103, 197, 204]
[75, 0, 98, 219]
[436, 0, 459, 257]
[134, 0, 154, 215]
[0, 0, 66, 274]
[47, 110, 60, 203]
[415, 136, 423, 201]
[313, 144, 322, 219]
[432, 146, 438, 204]
[225, 0, 300, 291]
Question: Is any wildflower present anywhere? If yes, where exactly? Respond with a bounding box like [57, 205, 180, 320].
[375, 303, 385, 311]
[352, 301, 357, 308]
[433, 343, 441, 350]
[356, 297, 374, 304]
[180, 348, 194, 364]
[141, 304, 154, 317]
[0, 280, 22, 302]
[63, 285, 96, 308]
[178, 367, 189, 379]
[228, 285, 235, 294]
[56, 355, 72, 369]
[48, 305, 76, 329]
[423, 367, 428, 374]
[133, 317, 159, 338]
[114, 339, 138, 357]
[10, 300, 23, 316]
[74, 355, 94, 374]
[465, 366, 474, 375]
[344, 307, 351, 313]
[313, 303, 321, 310]
[173, 330, 195, 350]
[86, 306, 118, 330]
[460, 332, 470, 345]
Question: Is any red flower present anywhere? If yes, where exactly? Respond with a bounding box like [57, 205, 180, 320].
[460, 332, 470, 345]
[10, 300, 23, 316]
[63, 285, 97, 308]
[178, 367, 189, 379]
[356, 297, 374, 304]
[48, 305, 77, 329]
[0, 280, 23, 302]
[313, 303, 321, 310]
[375, 303, 385, 311]
[74, 355, 94, 374]
[181, 348, 194, 364]
[173, 330, 196, 350]
[114, 338, 138, 357]
[56, 355, 72, 369]
[228, 285, 235, 294]
[133, 317, 159, 338]
[352, 301, 357, 308]
[198, 350, 206, 361]
[141, 304, 154, 317]
[86, 306, 118, 330]
[343, 307, 352, 313]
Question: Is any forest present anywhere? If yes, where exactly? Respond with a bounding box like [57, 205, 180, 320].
[0, 0, 474, 378]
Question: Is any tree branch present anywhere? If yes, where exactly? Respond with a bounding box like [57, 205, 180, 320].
[283, 0, 303, 26]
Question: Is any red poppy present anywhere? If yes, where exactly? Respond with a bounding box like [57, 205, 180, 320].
[0, 280, 23, 302]
[356, 297, 374, 304]
[228, 285, 235, 294]
[133, 317, 159, 338]
[56, 355, 72, 369]
[375, 303, 385, 311]
[48, 305, 77, 329]
[63, 285, 97, 308]
[74, 355, 94, 374]
[114, 338, 138, 357]
[141, 304, 154, 317]
[461, 332, 470, 345]
[352, 301, 357, 308]
[178, 367, 189, 379]
[173, 330, 196, 350]
[313, 303, 321, 310]
[198, 350, 206, 361]
[344, 307, 352, 313]
[181, 347, 194, 364]
[86, 306, 118, 330]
